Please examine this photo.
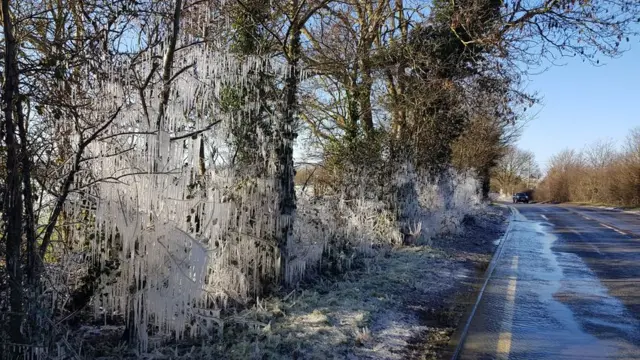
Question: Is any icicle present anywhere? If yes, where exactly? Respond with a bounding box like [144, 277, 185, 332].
[60, 17, 303, 351]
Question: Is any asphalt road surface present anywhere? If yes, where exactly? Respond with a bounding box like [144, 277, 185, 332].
[458, 204, 640, 360]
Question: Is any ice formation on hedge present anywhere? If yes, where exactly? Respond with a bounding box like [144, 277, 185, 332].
[54, 3, 484, 352]
[64, 32, 296, 348]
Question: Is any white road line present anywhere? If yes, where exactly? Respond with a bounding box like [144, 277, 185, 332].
[540, 214, 549, 221]
[599, 223, 627, 236]
[571, 229, 603, 255]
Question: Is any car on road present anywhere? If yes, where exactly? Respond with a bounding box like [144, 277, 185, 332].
[513, 192, 529, 203]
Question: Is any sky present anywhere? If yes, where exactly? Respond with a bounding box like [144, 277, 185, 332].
[517, 44, 640, 172]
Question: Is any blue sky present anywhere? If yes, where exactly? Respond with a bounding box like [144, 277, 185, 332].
[517, 45, 640, 171]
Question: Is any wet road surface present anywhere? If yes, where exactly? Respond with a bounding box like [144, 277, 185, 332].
[458, 204, 640, 359]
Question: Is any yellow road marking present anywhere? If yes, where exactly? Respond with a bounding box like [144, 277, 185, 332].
[496, 257, 519, 358]
[497, 332, 512, 354]
[506, 277, 517, 302]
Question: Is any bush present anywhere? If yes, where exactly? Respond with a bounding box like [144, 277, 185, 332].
[536, 129, 640, 207]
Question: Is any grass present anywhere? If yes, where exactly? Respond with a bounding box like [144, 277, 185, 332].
[199, 235, 499, 360]
[152, 245, 465, 360]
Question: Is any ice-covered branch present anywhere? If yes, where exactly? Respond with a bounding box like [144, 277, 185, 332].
[39, 105, 124, 260]
[155, 0, 183, 130]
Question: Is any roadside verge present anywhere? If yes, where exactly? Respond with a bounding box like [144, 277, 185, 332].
[563, 203, 640, 215]
[442, 205, 516, 360]
[199, 206, 511, 360]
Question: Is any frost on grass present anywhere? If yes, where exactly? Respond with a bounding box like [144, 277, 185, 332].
[167, 245, 469, 360]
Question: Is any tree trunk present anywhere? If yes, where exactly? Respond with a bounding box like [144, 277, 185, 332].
[278, 22, 301, 284]
[17, 109, 37, 283]
[359, 64, 374, 136]
[2, 0, 25, 346]
[480, 167, 491, 200]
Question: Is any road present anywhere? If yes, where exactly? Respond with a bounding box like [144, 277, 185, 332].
[458, 204, 640, 360]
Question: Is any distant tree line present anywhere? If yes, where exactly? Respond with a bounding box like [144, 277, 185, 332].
[535, 128, 640, 207]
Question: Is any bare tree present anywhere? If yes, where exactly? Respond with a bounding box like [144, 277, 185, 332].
[2, 0, 26, 346]
[492, 146, 539, 195]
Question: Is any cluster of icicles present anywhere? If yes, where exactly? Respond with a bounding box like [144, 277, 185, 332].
[65, 38, 302, 350]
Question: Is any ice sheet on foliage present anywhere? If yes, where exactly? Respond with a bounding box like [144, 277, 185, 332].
[69, 41, 295, 350]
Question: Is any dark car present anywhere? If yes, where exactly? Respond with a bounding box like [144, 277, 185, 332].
[512, 193, 529, 203]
